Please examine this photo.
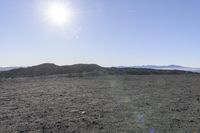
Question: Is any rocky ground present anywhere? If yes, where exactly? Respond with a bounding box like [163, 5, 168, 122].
[0, 74, 200, 133]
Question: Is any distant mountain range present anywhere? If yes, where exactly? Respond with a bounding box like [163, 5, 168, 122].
[0, 67, 20, 72]
[0, 63, 196, 78]
[119, 65, 200, 73]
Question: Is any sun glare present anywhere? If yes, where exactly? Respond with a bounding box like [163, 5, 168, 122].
[45, 2, 73, 26]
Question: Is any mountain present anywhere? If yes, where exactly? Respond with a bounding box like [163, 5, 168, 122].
[0, 67, 20, 71]
[131, 65, 200, 73]
[0, 63, 196, 78]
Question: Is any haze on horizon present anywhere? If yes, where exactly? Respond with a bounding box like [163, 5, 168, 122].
[0, 0, 200, 67]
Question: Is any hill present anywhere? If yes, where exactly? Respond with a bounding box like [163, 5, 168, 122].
[0, 63, 104, 78]
[0, 63, 196, 78]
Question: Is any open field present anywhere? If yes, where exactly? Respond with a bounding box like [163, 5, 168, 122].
[0, 74, 200, 133]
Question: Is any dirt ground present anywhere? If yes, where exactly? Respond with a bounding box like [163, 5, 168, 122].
[0, 74, 200, 133]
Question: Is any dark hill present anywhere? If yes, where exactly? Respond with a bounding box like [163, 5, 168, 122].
[0, 63, 196, 78]
[0, 63, 104, 78]
[106, 67, 194, 75]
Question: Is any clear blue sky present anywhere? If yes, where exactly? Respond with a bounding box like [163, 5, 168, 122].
[0, 0, 200, 67]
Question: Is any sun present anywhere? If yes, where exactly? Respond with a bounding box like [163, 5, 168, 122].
[45, 2, 73, 26]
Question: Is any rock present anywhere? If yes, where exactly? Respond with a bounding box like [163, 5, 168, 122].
[81, 111, 86, 114]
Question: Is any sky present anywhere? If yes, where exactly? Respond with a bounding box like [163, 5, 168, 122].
[0, 0, 200, 67]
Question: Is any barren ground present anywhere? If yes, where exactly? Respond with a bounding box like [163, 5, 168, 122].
[0, 75, 200, 133]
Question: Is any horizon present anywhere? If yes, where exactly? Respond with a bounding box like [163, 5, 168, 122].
[1, 0, 200, 67]
[0, 63, 200, 68]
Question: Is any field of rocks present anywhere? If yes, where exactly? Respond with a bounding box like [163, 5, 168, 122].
[0, 74, 200, 133]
